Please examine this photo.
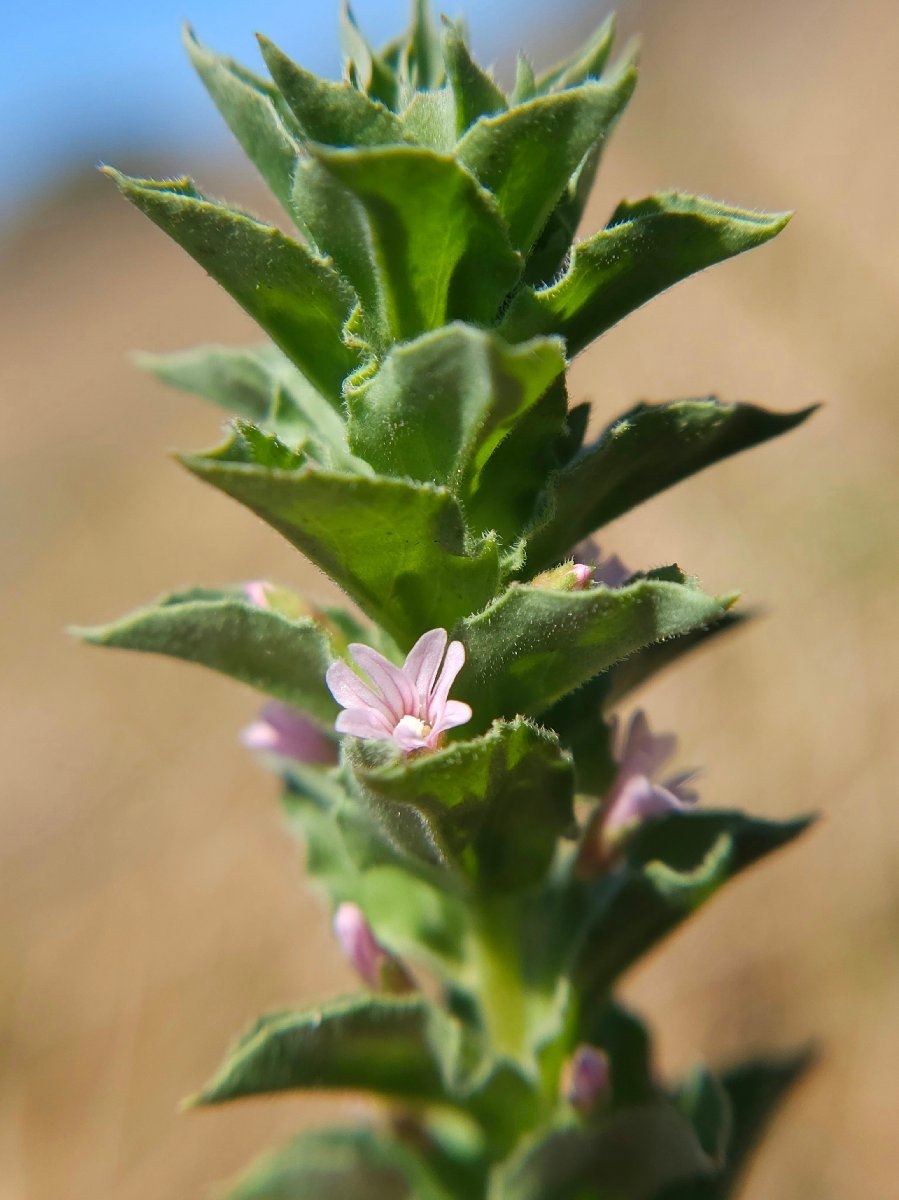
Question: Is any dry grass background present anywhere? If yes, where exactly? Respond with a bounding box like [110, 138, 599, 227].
[2, 0, 897, 1195]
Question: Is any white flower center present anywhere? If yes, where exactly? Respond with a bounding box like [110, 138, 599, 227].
[396, 714, 431, 740]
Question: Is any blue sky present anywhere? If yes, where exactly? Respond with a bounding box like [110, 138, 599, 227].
[2, 0, 590, 226]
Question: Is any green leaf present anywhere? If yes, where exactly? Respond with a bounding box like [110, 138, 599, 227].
[522, 398, 816, 574]
[104, 170, 358, 404]
[511, 56, 536, 105]
[442, 20, 507, 135]
[457, 572, 731, 726]
[136, 343, 358, 466]
[73, 587, 338, 724]
[533, 14, 617, 93]
[349, 719, 575, 889]
[676, 1067, 732, 1168]
[407, 0, 443, 89]
[189, 994, 460, 1107]
[347, 325, 565, 501]
[456, 70, 636, 254]
[302, 145, 521, 349]
[571, 810, 814, 998]
[582, 1001, 655, 1108]
[500, 193, 791, 353]
[224, 1127, 461, 1200]
[180, 425, 501, 649]
[258, 36, 407, 146]
[717, 1054, 813, 1191]
[650, 1053, 812, 1200]
[183, 27, 300, 218]
[491, 1103, 709, 1200]
[464, 378, 571, 547]
[339, 3, 400, 109]
[399, 88, 458, 152]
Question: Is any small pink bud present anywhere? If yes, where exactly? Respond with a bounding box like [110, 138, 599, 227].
[569, 563, 594, 589]
[333, 902, 414, 993]
[561, 1044, 610, 1114]
[241, 702, 337, 765]
[243, 580, 271, 608]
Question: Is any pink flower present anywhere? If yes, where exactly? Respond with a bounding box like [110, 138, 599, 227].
[241, 701, 337, 765]
[577, 711, 699, 873]
[560, 1044, 611, 1113]
[333, 902, 414, 993]
[326, 628, 472, 753]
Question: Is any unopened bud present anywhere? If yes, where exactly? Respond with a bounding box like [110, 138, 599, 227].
[561, 1044, 610, 1114]
[532, 562, 594, 591]
[333, 902, 414, 993]
[241, 702, 338, 765]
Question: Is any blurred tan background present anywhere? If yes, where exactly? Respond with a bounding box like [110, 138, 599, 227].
[2, 0, 897, 1195]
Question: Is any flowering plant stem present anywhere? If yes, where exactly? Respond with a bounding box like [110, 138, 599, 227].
[78, 4, 816, 1197]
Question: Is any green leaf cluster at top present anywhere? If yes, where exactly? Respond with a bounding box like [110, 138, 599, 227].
[104, 4, 803, 653]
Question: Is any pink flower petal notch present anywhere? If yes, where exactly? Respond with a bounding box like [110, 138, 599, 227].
[576, 710, 700, 875]
[326, 628, 472, 753]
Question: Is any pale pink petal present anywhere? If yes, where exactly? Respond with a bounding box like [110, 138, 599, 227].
[618, 711, 676, 780]
[335, 707, 394, 740]
[426, 640, 466, 724]
[349, 643, 416, 719]
[604, 774, 686, 840]
[664, 769, 700, 806]
[326, 659, 394, 721]
[402, 628, 448, 702]
[429, 699, 472, 740]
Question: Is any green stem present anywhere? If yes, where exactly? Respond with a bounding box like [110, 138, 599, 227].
[471, 895, 528, 1061]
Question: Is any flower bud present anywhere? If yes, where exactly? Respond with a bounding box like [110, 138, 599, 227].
[532, 562, 594, 591]
[560, 1044, 610, 1114]
[241, 702, 338, 765]
[333, 902, 414, 993]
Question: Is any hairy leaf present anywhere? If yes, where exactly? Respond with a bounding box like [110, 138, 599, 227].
[189, 994, 460, 1106]
[183, 27, 301, 217]
[522, 398, 816, 574]
[571, 810, 814, 998]
[73, 587, 338, 723]
[348, 324, 565, 498]
[457, 70, 636, 253]
[533, 14, 617, 93]
[491, 1103, 709, 1200]
[104, 170, 358, 403]
[457, 572, 731, 725]
[303, 145, 521, 348]
[136, 343, 358, 466]
[259, 36, 407, 146]
[500, 193, 791, 353]
[180, 424, 501, 648]
[442, 20, 507, 135]
[224, 1127, 461, 1200]
[349, 719, 575, 888]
